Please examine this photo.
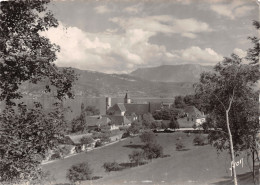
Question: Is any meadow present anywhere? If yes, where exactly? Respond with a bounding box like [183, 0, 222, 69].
[43, 132, 254, 185]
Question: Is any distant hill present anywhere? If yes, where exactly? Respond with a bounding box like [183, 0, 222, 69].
[20, 68, 195, 98]
[130, 64, 213, 82]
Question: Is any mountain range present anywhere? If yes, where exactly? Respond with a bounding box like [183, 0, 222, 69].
[21, 64, 213, 98]
[130, 64, 213, 82]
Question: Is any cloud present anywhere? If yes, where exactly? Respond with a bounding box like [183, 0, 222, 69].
[41, 22, 175, 73]
[210, 0, 255, 20]
[123, 4, 143, 14]
[94, 5, 111, 14]
[172, 46, 223, 64]
[110, 15, 212, 38]
[233, 48, 247, 58]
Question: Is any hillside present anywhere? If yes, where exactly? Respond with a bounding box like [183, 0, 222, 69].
[130, 64, 213, 82]
[20, 68, 195, 98]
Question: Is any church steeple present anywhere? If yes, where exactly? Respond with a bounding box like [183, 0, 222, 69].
[124, 90, 131, 104]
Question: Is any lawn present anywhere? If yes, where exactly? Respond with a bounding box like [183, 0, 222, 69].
[43, 132, 255, 185]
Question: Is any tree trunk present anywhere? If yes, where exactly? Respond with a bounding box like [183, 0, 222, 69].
[226, 110, 238, 185]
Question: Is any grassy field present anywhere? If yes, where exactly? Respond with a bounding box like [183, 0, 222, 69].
[43, 132, 255, 185]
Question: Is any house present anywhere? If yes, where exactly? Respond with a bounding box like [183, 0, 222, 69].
[86, 115, 117, 130]
[183, 106, 206, 126]
[62, 133, 95, 152]
[105, 115, 132, 126]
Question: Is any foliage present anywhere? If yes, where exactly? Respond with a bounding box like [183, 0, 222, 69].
[128, 150, 146, 165]
[195, 54, 259, 153]
[193, 135, 207, 146]
[75, 145, 82, 153]
[246, 21, 259, 64]
[0, 0, 77, 106]
[152, 107, 183, 120]
[201, 116, 215, 132]
[161, 121, 169, 129]
[174, 96, 186, 109]
[66, 162, 93, 183]
[169, 117, 179, 131]
[127, 120, 143, 135]
[139, 130, 156, 144]
[0, 102, 66, 183]
[142, 113, 155, 128]
[95, 140, 102, 148]
[84, 106, 100, 116]
[143, 142, 163, 159]
[80, 136, 94, 146]
[103, 162, 122, 172]
[176, 140, 185, 151]
[150, 121, 162, 129]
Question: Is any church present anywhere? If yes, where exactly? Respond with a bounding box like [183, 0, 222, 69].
[105, 92, 172, 126]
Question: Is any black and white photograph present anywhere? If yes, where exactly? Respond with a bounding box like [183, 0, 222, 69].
[0, 0, 259, 184]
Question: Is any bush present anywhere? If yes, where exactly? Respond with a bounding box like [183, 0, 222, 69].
[66, 162, 93, 183]
[122, 131, 130, 139]
[129, 150, 146, 165]
[193, 135, 207, 146]
[75, 145, 82, 153]
[139, 130, 156, 143]
[176, 141, 185, 151]
[143, 142, 163, 159]
[103, 162, 122, 172]
[50, 153, 61, 160]
[95, 140, 102, 147]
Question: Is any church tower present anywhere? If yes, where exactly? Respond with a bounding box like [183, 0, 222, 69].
[124, 91, 131, 104]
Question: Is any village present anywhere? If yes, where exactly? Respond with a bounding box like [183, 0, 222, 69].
[42, 92, 206, 163]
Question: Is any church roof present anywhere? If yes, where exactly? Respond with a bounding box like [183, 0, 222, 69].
[124, 103, 149, 115]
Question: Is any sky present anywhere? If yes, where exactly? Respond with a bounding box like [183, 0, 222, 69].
[42, 0, 258, 73]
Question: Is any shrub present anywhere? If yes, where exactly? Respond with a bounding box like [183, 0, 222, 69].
[50, 153, 61, 160]
[139, 130, 156, 144]
[75, 145, 82, 153]
[66, 162, 93, 183]
[95, 140, 102, 147]
[103, 162, 122, 172]
[143, 142, 163, 159]
[129, 150, 146, 165]
[122, 131, 130, 139]
[193, 135, 207, 146]
[176, 141, 185, 151]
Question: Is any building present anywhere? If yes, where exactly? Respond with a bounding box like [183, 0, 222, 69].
[183, 106, 206, 126]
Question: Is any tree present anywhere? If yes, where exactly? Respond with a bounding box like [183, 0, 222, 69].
[143, 142, 163, 160]
[0, 1, 77, 183]
[246, 21, 259, 64]
[128, 120, 143, 135]
[169, 117, 179, 131]
[0, 102, 67, 183]
[195, 54, 259, 185]
[142, 113, 155, 128]
[139, 130, 156, 144]
[84, 106, 100, 116]
[129, 150, 146, 166]
[0, 0, 77, 106]
[66, 162, 93, 183]
[174, 96, 186, 109]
